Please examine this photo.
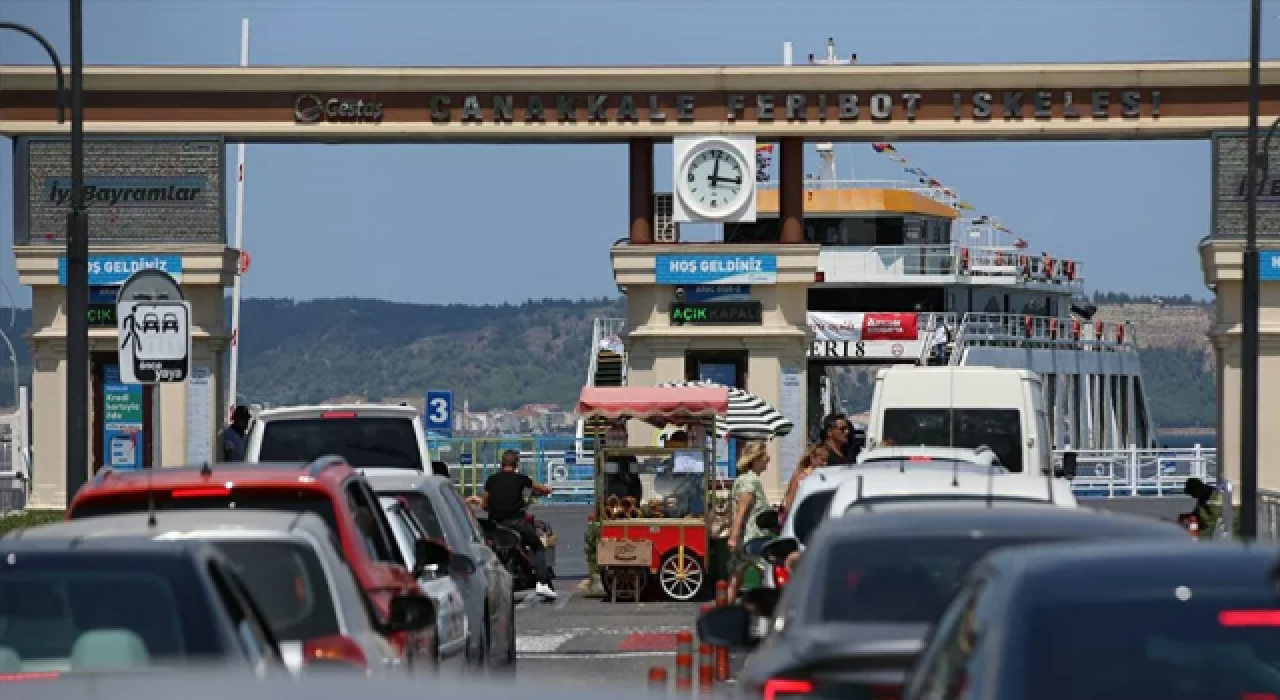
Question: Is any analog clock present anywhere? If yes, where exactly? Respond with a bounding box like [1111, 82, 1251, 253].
[677, 141, 751, 220]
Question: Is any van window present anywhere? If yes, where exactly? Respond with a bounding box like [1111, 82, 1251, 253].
[882, 409, 1023, 472]
[257, 416, 423, 470]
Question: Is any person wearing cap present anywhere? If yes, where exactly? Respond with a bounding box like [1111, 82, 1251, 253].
[220, 405, 252, 462]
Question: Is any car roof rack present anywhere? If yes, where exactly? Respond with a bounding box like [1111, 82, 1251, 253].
[306, 455, 348, 478]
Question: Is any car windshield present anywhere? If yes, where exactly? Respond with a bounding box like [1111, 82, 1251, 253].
[791, 489, 836, 545]
[1026, 596, 1280, 700]
[258, 416, 422, 470]
[0, 552, 223, 674]
[388, 491, 448, 541]
[819, 535, 1053, 623]
[881, 409, 1022, 472]
[70, 490, 342, 539]
[213, 540, 341, 642]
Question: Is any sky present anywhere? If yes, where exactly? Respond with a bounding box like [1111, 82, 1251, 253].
[0, 0, 1275, 306]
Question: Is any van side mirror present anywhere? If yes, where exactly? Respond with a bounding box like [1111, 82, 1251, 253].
[1057, 451, 1078, 479]
[387, 593, 435, 633]
[754, 509, 780, 532]
[761, 537, 800, 567]
[412, 538, 452, 577]
[696, 605, 755, 650]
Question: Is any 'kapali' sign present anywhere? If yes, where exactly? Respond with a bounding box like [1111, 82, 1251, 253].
[414, 89, 1162, 124]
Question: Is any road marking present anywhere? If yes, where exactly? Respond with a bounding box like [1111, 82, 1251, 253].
[515, 632, 575, 653]
[519, 651, 676, 659]
[517, 594, 541, 610]
[553, 590, 575, 610]
[618, 632, 678, 651]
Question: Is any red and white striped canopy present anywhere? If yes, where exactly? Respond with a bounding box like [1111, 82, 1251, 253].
[576, 386, 729, 426]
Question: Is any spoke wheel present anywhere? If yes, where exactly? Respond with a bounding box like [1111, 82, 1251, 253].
[658, 550, 704, 602]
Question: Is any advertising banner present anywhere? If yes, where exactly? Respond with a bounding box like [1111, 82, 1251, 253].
[656, 254, 777, 285]
[808, 311, 924, 361]
[59, 254, 184, 286]
[1264, 251, 1280, 281]
[15, 136, 225, 245]
[102, 365, 144, 470]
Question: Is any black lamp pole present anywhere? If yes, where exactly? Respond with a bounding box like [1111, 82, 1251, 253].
[0, 23, 67, 123]
[66, 0, 90, 504]
[1242, 0, 1262, 539]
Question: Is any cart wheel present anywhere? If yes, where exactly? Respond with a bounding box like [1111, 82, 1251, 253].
[601, 567, 647, 602]
[658, 550, 705, 602]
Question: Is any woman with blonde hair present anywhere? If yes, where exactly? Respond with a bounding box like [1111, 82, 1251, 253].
[781, 443, 830, 515]
[726, 440, 771, 601]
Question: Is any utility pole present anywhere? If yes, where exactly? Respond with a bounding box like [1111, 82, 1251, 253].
[66, 0, 91, 504]
[1241, 0, 1262, 538]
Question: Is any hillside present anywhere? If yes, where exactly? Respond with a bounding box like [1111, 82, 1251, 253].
[0, 294, 1218, 426]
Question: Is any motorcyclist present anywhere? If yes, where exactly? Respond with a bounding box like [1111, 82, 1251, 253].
[480, 449, 557, 599]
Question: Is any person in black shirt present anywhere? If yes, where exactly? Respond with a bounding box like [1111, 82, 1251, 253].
[481, 449, 556, 598]
[821, 414, 857, 466]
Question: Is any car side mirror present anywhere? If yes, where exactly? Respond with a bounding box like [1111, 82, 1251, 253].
[754, 509, 780, 532]
[743, 536, 775, 558]
[387, 593, 435, 633]
[1057, 451, 1078, 479]
[696, 604, 755, 650]
[761, 537, 800, 567]
[449, 552, 476, 577]
[741, 587, 781, 619]
[413, 538, 452, 578]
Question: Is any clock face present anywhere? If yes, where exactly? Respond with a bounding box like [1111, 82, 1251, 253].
[680, 146, 748, 217]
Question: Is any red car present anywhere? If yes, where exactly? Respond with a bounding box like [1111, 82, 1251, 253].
[67, 457, 439, 670]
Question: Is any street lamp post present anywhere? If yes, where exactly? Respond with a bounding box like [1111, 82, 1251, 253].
[0, 23, 67, 122]
[1243, 0, 1263, 539]
[66, 0, 91, 503]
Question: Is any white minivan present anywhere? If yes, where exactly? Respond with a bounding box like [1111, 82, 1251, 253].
[864, 366, 1054, 478]
[244, 403, 431, 472]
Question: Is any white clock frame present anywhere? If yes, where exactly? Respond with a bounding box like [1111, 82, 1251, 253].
[672, 135, 758, 224]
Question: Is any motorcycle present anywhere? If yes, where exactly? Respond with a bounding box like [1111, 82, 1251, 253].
[740, 508, 782, 592]
[476, 510, 557, 593]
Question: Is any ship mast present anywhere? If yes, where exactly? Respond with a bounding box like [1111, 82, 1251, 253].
[786, 38, 857, 184]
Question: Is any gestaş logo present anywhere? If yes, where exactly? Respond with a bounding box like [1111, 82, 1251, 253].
[293, 94, 384, 124]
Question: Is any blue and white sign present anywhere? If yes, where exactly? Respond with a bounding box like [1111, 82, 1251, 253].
[1262, 251, 1280, 281]
[656, 254, 777, 286]
[102, 365, 145, 471]
[682, 284, 751, 302]
[59, 254, 183, 286]
[425, 390, 454, 436]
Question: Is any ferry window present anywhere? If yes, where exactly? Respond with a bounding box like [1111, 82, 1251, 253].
[881, 409, 1023, 472]
[724, 220, 779, 243]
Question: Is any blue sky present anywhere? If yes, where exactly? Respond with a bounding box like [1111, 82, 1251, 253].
[0, 0, 1273, 305]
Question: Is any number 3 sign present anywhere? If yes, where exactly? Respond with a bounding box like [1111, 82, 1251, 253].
[424, 390, 453, 435]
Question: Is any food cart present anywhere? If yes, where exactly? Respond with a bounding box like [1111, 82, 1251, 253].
[577, 386, 730, 602]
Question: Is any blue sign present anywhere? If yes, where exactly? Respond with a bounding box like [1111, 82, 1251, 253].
[698, 362, 739, 388]
[1263, 251, 1280, 281]
[59, 254, 183, 286]
[102, 365, 144, 471]
[656, 254, 778, 285]
[682, 285, 751, 302]
[90, 286, 118, 304]
[424, 389, 454, 436]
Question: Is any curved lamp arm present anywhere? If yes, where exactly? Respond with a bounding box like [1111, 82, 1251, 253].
[0, 22, 66, 124]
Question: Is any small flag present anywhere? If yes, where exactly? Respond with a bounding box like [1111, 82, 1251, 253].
[756, 143, 774, 153]
[957, 200, 975, 210]
[927, 178, 943, 187]
[889, 156, 908, 163]
[871, 143, 896, 153]
[1013, 238, 1028, 248]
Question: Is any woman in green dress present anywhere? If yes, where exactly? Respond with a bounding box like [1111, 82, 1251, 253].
[726, 440, 771, 601]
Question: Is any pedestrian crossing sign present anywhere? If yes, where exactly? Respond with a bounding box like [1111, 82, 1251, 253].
[117, 300, 192, 384]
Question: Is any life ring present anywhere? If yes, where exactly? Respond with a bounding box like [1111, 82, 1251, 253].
[1049, 318, 1059, 339]
[960, 248, 970, 272]
[1072, 318, 1082, 341]
[995, 252, 1005, 266]
[1094, 321, 1105, 341]
[551, 465, 569, 482]
[1065, 261, 1077, 281]
[1042, 254, 1054, 278]
[1019, 256, 1031, 279]
[1023, 315, 1034, 338]
[1116, 325, 1126, 344]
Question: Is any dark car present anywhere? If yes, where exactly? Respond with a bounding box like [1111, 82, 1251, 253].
[698, 503, 1190, 700]
[0, 532, 287, 679]
[905, 541, 1280, 700]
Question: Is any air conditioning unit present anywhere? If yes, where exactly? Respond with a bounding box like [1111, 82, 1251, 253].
[655, 193, 679, 243]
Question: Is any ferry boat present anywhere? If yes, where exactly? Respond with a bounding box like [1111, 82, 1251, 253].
[573, 41, 1217, 500]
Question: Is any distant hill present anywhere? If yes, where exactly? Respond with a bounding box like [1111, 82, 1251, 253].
[0, 292, 1218, 426]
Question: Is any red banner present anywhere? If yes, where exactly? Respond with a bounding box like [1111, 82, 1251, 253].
[860, 312, 919, 341]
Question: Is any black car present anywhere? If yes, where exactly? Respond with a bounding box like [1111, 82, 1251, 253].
[698, 503, 1190, 700]
[905, 540, 1280, 700]
[0, 533, 288, 679]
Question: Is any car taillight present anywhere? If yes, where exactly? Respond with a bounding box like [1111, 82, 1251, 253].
[869, 684, 900, 700]
[763, 679, 812, 700]
[171, 487, 231, 498]
[321, 411, 358, 419]
[302, 634, 368, 672]
[1220, 610, 1280, 627]
[773, 565, 790, 587]
[0, 671, 60, 682]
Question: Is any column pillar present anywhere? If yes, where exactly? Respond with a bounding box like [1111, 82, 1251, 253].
[779, 137, 804, 244]
[628, 138, 654, 245]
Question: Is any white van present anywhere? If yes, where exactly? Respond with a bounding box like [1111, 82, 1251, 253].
[244, 403, 430, 471]
[865, 366, 1053, 477]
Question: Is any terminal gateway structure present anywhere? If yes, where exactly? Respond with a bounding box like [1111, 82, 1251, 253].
[2, 44, 1277, 510]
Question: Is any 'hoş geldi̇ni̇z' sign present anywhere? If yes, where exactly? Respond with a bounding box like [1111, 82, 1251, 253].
[398, 89, 1161, 124]
[670, 301, 763, 326]
[14, 136, 226, 245]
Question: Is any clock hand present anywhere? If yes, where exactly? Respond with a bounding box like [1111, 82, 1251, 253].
[713, 157, 720, 181]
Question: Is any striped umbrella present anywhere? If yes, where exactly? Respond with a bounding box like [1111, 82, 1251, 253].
[657, 380, 793, 439]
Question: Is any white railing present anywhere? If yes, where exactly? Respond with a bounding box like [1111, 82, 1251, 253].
[818, 246, 1083, 290]
[0, 387, 31, 515]
[1056, 446, 1215, 498]
[950, 312, 1139, 361]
